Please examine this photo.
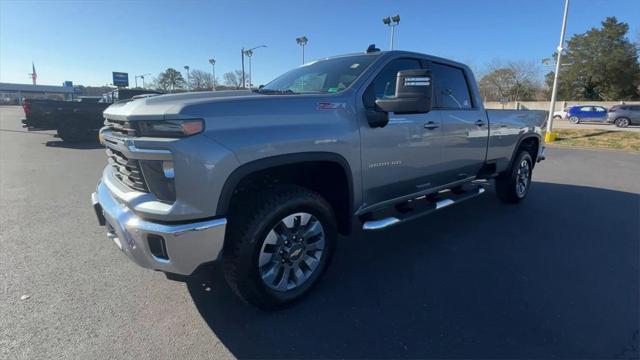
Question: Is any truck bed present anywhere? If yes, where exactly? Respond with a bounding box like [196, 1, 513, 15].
[486, 109, 547, 172]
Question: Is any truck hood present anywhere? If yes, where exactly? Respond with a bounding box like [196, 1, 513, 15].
[103, 90, 258, 121]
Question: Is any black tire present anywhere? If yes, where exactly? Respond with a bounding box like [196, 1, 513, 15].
[495, 150, 533, 204]
[615, 117, 630, 128]
[222, 185, 337, 309]
[568, 116, 580, 124]
[57, 123, 88, 143]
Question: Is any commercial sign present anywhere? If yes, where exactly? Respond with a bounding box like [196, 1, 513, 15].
[112, 72, 129, 87]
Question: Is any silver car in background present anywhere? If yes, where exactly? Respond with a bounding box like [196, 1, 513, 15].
[607, 104, 640, 127]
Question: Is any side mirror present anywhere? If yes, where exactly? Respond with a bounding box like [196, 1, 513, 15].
[375, 69, 433, 114]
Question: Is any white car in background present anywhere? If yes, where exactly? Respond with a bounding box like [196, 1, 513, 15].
[553, 106, 571, 120]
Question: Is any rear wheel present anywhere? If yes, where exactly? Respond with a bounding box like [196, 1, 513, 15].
[568, 116, 580, 124]
[223, 185, 336, 309]
[495, 150, 533, 204]
[615, 117, 630, 128]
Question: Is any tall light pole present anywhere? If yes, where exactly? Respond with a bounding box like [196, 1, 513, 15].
[296, 36, 308, 64]
[243, 45, 266, 88]
[135, 73, 150, 88]
[208, 58, 216, 90]
[241, 48, 245, 88]
[545, 0, 570, 143]
[140, 73, 150, 88]
[184, 65, 190, 91]
[383, 15, 400, 50]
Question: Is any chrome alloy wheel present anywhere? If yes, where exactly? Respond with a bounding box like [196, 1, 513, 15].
[258, 212, 325, 292]
[616, 118, 630, 127]
[515, 158, 531, 198]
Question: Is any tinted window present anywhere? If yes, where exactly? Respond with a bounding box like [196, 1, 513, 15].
[373, 58, 422, 99]
[431, 63, 473, 109]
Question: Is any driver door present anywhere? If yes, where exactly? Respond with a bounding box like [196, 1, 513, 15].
[359, 58, 445, 208]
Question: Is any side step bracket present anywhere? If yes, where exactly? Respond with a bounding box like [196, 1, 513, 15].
[362, 186, 486, 231]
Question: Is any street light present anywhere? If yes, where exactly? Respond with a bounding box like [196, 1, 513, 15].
[242, 45, 266, 88]
[184, 65, 190, 90]
[296, 36, 308, 64]
[382, 14, 400, 50]
[135, 73, 151, 88]
[208, 58, 216, 90]
[545, 0, 570, 143]
[140, 73, 150, 89]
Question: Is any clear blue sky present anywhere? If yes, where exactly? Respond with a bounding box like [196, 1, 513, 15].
[1, 0, 638, 87]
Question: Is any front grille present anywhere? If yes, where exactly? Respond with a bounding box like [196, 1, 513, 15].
[106, 147, 148, 192]
[104, 117, 137, 137]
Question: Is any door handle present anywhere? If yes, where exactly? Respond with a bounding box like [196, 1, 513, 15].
[424, 121, 440, 130]
[475, 119, 487, 126]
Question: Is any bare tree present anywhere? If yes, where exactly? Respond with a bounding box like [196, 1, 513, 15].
[152, 68, 186, 92]
[223, 70, 244, 89]
[188, 69, 214, 91]
[478, 61, 542, 101]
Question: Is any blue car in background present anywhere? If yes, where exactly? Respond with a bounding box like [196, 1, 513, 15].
[566, 105, 608, 124]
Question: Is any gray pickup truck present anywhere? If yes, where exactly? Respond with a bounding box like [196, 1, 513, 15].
[92, 48, 546, 308]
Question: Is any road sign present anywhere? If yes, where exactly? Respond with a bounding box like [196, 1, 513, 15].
[112, 72, 129, 87]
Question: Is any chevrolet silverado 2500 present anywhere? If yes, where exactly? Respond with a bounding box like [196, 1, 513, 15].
[92, 49, 546, 308]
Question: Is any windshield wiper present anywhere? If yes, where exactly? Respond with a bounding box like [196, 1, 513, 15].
[253, 88, 297, 95]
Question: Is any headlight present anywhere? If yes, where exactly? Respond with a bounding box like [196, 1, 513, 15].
[137, 119, 204, 137]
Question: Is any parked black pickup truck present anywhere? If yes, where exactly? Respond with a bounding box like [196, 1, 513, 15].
[22, 89, 162, 142]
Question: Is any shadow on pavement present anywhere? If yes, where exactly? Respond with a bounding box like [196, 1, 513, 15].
[45, 140, 103, 149]
[187, 181, 639, 359]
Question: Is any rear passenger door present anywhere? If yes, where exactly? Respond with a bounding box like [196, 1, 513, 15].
[429, 62, 488, 184]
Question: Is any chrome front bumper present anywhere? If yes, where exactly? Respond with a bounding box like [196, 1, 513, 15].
[91, 180, 227, 275]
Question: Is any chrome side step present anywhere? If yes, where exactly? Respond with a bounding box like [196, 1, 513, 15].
[362, 186, 486, 231]
[362, 217, 400, 230]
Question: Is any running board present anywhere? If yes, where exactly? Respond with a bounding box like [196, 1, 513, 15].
[362, 186, 486, 231]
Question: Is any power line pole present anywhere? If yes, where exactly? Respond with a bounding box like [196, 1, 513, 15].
[545, 0, 570, 143]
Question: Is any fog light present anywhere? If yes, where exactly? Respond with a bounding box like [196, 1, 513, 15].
[147, 234, 169, 261]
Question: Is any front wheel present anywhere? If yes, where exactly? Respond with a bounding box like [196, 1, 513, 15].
[568, 116, 580, 124]
[223, 186, 336, 309]
[495, 150, 533, 204]
[615, 117, 630, 128]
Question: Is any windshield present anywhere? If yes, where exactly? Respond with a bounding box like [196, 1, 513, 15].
[260, 54, 379, 94]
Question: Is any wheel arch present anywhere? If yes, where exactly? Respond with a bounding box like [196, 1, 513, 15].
[217, 152, 354, 235]
[509, 135, 541, 170]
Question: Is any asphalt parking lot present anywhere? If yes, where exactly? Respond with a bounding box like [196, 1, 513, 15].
[1, 105, 638, 359]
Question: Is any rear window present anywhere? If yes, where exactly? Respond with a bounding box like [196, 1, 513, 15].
[430, 63, 473, 109]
